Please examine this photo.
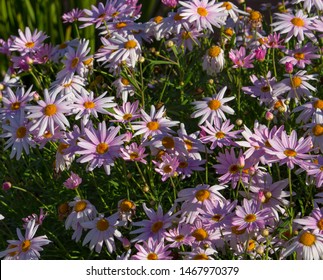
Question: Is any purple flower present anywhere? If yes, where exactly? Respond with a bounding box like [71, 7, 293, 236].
[153, 153, 179, 181]
[131, 238, 172, 260]
[63, 172, 82, 190]
[162, 0, 178, 8]
[229, 46, 255, 68]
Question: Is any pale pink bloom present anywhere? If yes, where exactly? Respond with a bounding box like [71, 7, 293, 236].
[179, 0, 226, 32]
[63, 172, 82, 189]
[153, 153, 179, 181]
[292, 0, 323, 13]
[294, 208, 323, 234]
[229, 46, 255, 68]
[162, 0, 178, 8]
[62, 8, 85, 23]
[120, 142, 148, 164]
[131, 238, 172, 260]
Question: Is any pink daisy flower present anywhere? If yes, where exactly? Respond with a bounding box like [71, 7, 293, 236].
[76, 121, 125, 175]
[10, 27, 48, 54]
[63, 172, 82, 190]
[229, 46, 255, 69]
[306, 155, 323, 188]
[120, 142, 148, 164]
[109, 100, 140, 123]
[265, 129, 313, 169]
[27, 89, 71, 137]
[271, 10, 316, 42]
[153, 153, 179, 181]
[179, 0, 226, 32]
[164, 224, 195, 248]
[191, 86, 235, 124]
[294, 208, 323, 234]
[131, 238, 172, 260]
[62, 8, 85, 23]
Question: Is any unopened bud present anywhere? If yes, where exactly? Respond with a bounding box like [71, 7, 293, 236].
[208, 79, 214, 85]
[166, 40, 174, 48]
[235, 119, 243, 126]
[261, 228, 270, 237]
[285, 62, 293, 74]
[256, 245, 264, 255]
[138, 56, 145, 63]
[265, 111, 274, 121]
[2, 181, 12, 191]
[33, 92, 40, 101]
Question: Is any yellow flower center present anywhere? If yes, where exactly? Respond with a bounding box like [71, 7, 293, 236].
[162, 136, 175, 149]
[197, 7, 208, 17]
[11, 102, 21, 110]
[112, 11, 119, 18]
[147, 121, 159, 131]
[163, 165, 173, 173]
[224, 28, 234, 37]
[229, 164, 239, 174]
[25, 42, 35, 48]
[58, 143, 69, 154]
[174, 13, 183, 21]
[247, 239, 256, 251]
[181, 31, 191, 40]
[291, 17, 305, 27]
[195, 189, 210, 202]
[178, 161, 188, 168]
[74, 201, 87, 212]
[316, 218, 323, 230]
[312, 124, 323, 136]
[147, 252, 158, 260]
[274, 100, 284, 110]
[175, 234, 184, 242]
[294, 52, 305, 60]
[43, 131, 53, 139]
[116, 22, 127, 29]
[292, 76, 302, 88]
[192, 228, 208, 241]
[208, 46, 221, 58]
[208, 99, 221, 110]
[121, 77, 130, 85]
[299, 232, 316, 246]
[71, 57, 79, 68]
[193, 254, 209, 260]
[119, 199, 134, 212]
[151, 221, 163, 233]
[154, 16, 163, 24]
[284, 149, 297, 157]
[249, 11, 262, 21]
[124, 40, 137, 49]
[231, 225, 246, 235]
[96, 142, 109, 154]
[215, 131, 225, 139]
[244, 214, 257, 223]
[21, 240, 31, 252]
[122, 113, 132, 121]
[96, 218, 109, 231]
[222, 2, 232, 10]
[212, 214, 222, 222]
[44, 104, 57, 116]
[83, 101, 95, 109]
[16, 126, 27, 138]
[83, 57, 93, 66]
[63, 82, 72, 88]
[314, 99, 323, 109]
[129, 152, 139, 160]
[184, 139, 193, 151]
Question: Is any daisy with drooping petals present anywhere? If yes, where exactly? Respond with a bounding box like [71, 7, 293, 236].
[179, 0, 226, 32]
[271, 10, 316, 43]
[0, 219, 51, 260]
[229, 46, 255, 69]
[191, 86, 235, 124]
[63, 172, 82, 190]
[27, 89, 70, 137]
[306, 155, 323, 188]
[81, 213, 123, 253]
[202, 45, 225, 75]
[10, 27, 48, 54]
[131, 238, 172, 260]
[281, 230, 323, 259]
[76, 121, 125, 175]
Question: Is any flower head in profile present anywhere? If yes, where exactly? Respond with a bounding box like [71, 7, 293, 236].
[62, 8, 85, 23]
[191, 86, 235, 124]
[229, 46, 255, 68]
[63, 172, 82, 190]
[0, 219, 51, 260]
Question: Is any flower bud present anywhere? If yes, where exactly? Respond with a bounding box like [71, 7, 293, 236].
[285, 62, 293, 74]
[235, 119, 243, 126]
[2, 181, 12, 191]
[265, 111, 274, 121]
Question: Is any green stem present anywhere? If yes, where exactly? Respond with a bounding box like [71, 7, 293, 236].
[272, 48, 277, 78]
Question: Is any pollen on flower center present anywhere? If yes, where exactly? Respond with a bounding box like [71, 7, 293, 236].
[294, 52, 305, 60]
[16, 126, 27, 138]
[122, 113, 132, 121]
[208, 46, 221, 58]
[84, 101, 95, 109]
[21, 240, 31, 252]
[151, 221, 163, 233]
[83, 57, 93, 65]
[25, 41, 35, 48]
[75, 201, 87, 212]
[116, 22, 127, 29]
[212, 214, 223, 222]
[154, 16, 163, 24]
[222, 2, 232, 10]
[215, 131, 225, 139]
[224, 28, 234, 36]
[174, 13, 183, 21]
[175, 234, 184, 242]
[193, 254, 209, 260]
[291, 17, 305, 27]
[244, 214, 257, 223]
[162, 136, 175, 149]
[249, 11, 262, 21]
[229, 164, 239, 174]
[274, 100, 284, 110]
[44, 104, 57, 116]
[96, 218, 109, 231]
[192, 228, 208, 241]
[58, 143, 69, 154]
[184, 139, 193, 151]
[284, 149, 297, 157]
[71, 57, 79, 68]
[96, 142, 109, 154]
[147, 252, 158, 260]
[299, 231, 316, 246]
[129, 152, 139, 160]
[121, 77, 130, 85]
[312, 124, 323, 136]
[195, 189, 210, 202]
[11, 102, 21, 110]
[292, 76, 302, 88]
[163, 165, 173, 173]
[208, 99, 221, 110]
[179, 161, 188, 168]
[124, 39, 137, 49]
[147, 121, 159, 131]
[197, 7, 208, 17]
[119, 199, 134, 212]
[313, 99, 323, 109]
[247, 239, 256, 251]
